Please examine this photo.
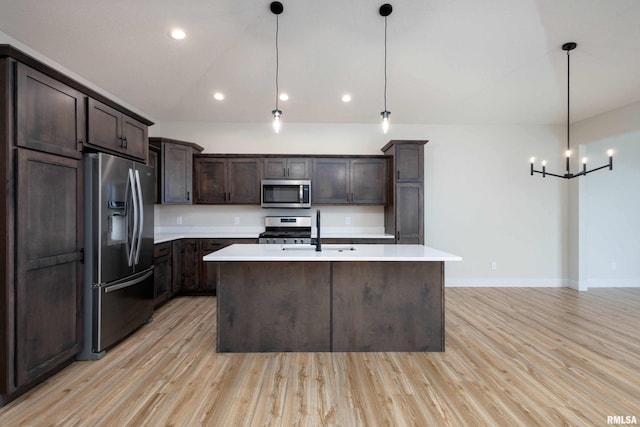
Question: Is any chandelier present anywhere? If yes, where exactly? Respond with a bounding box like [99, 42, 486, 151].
[530, 42, 613, 179]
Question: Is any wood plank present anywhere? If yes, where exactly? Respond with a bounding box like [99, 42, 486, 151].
[1, 288, 640, 426]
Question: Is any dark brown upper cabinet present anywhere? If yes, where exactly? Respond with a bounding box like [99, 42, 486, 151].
[312, 157, 388, 205]
[87, 98, 148, 161]
[263, 157, 311, 180]
[149, 137, 204, 205]
[15, 63, 85, 159]
[194, 156, 261, 204]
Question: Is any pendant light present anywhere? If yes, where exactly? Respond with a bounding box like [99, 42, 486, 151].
[530, 42, 613, 179]
[379, 4, 392, 134]
[270, 1, 284, 133]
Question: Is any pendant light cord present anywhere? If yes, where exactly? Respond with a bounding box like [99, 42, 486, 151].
[275, 14, 280, 111]
[566, 47, 570, 154]
[383, 16, 388, 111]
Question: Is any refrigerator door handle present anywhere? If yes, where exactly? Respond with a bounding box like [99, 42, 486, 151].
[134, 169, 144, 264]
[103, 269, 154, 293]
[127, 168, 139, 267]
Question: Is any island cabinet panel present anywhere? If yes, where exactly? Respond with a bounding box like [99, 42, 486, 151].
[263, 157, 311, 179]
[312, 158, 388, 205]
[331, 261, 444, 352]
[217, 261, 331, 352]
[87, 98, 148, 161]
[15, 63, 85, 159]
[194, 156, 261, 204]
[15, 149, 83, 386]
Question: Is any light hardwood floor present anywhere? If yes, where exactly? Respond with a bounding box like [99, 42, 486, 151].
[1, 287, 639, 426]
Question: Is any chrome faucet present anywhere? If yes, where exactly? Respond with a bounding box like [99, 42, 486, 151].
[315, 209, 322, 252]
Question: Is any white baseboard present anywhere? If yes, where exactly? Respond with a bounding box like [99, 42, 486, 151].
[445, 278, 568, 287]
[586, 279, 640, 288]
[445, 278, 640, 288]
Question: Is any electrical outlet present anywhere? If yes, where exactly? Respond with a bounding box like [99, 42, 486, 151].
[233, 217, 240, 225]
[176, 216, 183, 225]
[491, 261, 497, 271]
[345, 216, 351, 225]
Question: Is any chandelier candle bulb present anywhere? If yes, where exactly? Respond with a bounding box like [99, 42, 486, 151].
[608, 150, 614, 170]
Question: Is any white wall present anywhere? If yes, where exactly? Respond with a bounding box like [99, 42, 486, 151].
[573, 101, 640, 288]
[152, 121, 568, 286]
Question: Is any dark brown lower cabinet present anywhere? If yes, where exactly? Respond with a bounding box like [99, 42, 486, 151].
[15, 149, 83, 387]
[153, 242, 172, 307]
[171, 240, 184, 296]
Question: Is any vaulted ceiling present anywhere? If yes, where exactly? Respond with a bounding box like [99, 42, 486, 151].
[1, 0, 639, 125]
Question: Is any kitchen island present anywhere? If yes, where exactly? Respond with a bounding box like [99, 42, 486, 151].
[203, 244, 461, 352]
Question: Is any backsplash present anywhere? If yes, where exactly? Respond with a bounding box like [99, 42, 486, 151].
[154, 204, 386, 235]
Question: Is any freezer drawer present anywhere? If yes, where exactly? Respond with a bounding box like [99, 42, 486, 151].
[95, 268, 154, 353]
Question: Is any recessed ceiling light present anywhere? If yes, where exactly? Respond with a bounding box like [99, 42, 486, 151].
[213, 92, 225, 101]
[341, 94, 352, 103]
[279, 93, 289, 101]
[170, 28, 186, 40]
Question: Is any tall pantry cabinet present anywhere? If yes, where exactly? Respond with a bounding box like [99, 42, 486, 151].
[0, 45, 152, 406]
[382, 140, 427, 244]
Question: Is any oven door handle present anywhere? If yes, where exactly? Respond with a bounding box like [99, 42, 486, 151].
[104, 269, 153, 294]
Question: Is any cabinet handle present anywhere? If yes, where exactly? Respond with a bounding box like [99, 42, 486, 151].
[396, 231, 400, 240]
[78, 138, 83, 150]
[123, 136, 128, 149]
[187, 191, 190, 201]
[287, 167, 290, 177]
[397, 170, 400, 180]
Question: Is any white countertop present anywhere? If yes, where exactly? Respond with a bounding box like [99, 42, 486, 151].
[154, 226, 394, 244]
[202, 244, 462, 262]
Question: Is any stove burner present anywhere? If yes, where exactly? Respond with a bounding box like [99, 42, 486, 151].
[259, 216, 312, 244]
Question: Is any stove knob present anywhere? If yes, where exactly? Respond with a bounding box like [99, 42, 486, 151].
[283, 239, 287, 244]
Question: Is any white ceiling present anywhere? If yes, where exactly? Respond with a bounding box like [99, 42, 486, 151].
[1, 0, 640, 125]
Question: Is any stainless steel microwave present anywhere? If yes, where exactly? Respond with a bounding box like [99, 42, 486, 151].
[261, 179, 311, 208]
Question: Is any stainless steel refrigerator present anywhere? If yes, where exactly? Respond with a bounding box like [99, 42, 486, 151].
[78, 152, 154, 360]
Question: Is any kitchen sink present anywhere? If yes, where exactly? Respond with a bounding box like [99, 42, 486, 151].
[281, 245, 356, 252]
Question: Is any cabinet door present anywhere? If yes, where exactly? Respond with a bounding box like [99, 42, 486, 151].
[181, 239, 200, 291]
[350, 159, 388, 205]
[228, 159, 260, 204]
[148, 147, 160, 204]
[171, 240, 184, 295]
[396, 183, 423, 244]
[16, 64, 85, 159]
[312, 159, 350, 204]
[395, 144, 423, 183]
[15, 149, 82, 386]
[194, 157, 227, 203]
[163, 142, 193, 204]
[153, 243, 172, 306]
[263, 158, 287, 179]
[87, 98, 123, 154]
[287, 158, 311, 179]
[122, 115, 148, 161]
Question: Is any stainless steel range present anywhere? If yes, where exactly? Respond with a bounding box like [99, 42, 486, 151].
[259, 216, 312, 244]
